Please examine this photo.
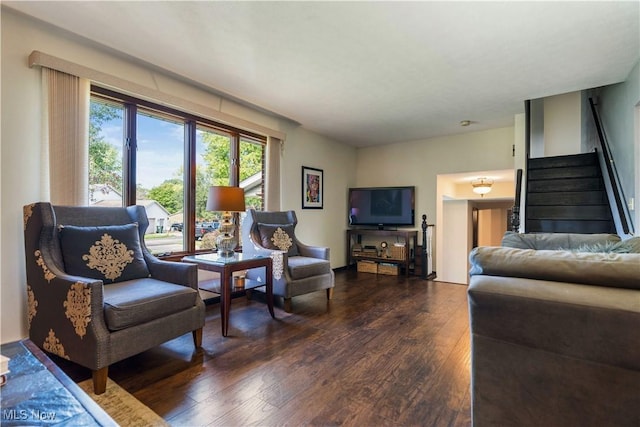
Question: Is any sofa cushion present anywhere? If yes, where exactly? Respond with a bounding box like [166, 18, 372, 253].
[103, 278, 197, 331]
[288, 256, 331, 280]
[574, 237, 640, 253]
[59, 223, 150, 283]
[620, 236, 640, 253]
[257, 223, 299, 256]
[469, 246, 640, 290]
[501, 231, 621, 250]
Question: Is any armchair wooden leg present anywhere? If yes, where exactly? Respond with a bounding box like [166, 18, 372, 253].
[92, 367, 108, 395]
[284, 297, 292, 313]
[192, 328, 203, 348]
[327, 287, 334, 300]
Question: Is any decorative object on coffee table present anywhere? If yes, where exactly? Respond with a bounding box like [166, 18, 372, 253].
[206, 186, 246, 257]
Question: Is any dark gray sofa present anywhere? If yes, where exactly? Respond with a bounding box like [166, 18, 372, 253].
[468, 232, 640, 426]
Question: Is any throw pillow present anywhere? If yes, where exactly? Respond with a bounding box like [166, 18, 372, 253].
[574, 238, 640, 254]
[501, 231, 622, 250]
[59, 223, 150, 283]
[256, 223, 299, 256]
[622, 236, 640, 253]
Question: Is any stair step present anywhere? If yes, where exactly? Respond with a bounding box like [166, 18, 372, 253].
[527, 191, 608, 206]
[528, 177, 603, 193]
[529, 152, 598, 169]
[526, 219, 616, 234]
[527, 205, 612, 221]
[528, 165, 600, 180]
[524, 152, 616, 234]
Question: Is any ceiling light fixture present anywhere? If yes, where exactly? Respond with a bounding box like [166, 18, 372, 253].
[472, 177, 493, 197]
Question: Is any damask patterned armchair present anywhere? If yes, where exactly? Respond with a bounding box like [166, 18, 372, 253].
[241, 209, 334, 312]
[23, 202, 205, 394]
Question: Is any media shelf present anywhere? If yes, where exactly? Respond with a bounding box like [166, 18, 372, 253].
[346, 229, 418, 277]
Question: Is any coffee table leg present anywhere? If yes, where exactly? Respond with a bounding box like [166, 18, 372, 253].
[221, 272, 231, 336]
[266, 262, 275, 319]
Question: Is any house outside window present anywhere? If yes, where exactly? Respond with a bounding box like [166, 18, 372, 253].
[89, 87, 265, 255]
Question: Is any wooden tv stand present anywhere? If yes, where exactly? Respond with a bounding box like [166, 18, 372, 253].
[346, 228, 418, 277]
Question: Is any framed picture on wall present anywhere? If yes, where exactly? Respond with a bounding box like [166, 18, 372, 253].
[302, 166, 323, 209]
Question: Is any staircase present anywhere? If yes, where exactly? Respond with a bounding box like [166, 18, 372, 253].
[525, 152, 615, 234]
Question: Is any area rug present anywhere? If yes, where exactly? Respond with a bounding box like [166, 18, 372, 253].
[77, 378, 169, 427]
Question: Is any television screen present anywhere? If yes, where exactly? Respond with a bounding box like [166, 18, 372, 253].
[348, 186, 415, 227]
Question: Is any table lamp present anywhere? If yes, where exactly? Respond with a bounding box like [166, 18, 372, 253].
[206, 186, 246, 257]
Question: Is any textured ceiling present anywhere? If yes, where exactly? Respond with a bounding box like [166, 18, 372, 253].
[5, 1, 640, 147]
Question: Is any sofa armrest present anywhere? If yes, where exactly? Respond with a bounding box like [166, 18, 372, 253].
[145, 256, 197, 290]
[469, 274, 640, 372]
[469, 274, 640, 426]
[297, 242, 330, 260]
[469, 246, 640, 290]
[27, 268, 110, 364]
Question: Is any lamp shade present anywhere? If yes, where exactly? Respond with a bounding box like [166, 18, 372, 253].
[206, 186, 246, 212]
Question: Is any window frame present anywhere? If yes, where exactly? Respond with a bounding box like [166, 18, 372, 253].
[90, 85, 266, 256]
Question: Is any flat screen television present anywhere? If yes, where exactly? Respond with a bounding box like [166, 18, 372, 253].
[348, 186, 415, 228]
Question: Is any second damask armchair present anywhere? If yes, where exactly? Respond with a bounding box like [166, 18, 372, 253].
[241, 209, 334, 312]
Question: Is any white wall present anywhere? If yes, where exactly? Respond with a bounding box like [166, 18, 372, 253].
[436, 172, 515, 283]
[529, 98, 545, 158]
[358, 127, 516, 280]
[598, 60, 640, 233]
[278, 124, 357, 268]
[514, 113, 526, 232]
[441, 200, 473, 284]
[636, 105, 640, 232]
[0, 9, 356, 343]
[543, 92, 582, 156]
[356, 127, 515, 228]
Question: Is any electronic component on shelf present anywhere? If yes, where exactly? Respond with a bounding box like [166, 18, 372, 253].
[362, 245, 377, 255]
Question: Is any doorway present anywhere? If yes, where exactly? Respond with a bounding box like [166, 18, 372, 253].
[472, 201, 514, 248]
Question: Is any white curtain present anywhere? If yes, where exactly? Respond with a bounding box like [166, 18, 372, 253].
[264, 136, 282, 211]
[41, 68, 90, 205]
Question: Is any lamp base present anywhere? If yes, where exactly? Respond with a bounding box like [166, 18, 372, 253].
[216, 232, 236, 257]
[215, 212, 237, 257]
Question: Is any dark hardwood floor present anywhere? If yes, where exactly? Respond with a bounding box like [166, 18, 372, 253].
[59, 269, 472, 426]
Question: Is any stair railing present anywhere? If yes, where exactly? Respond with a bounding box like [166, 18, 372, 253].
[588, 97, 634, 236]
[511, 169, 523, 232]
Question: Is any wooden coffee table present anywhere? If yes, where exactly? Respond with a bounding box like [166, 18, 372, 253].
[182, 253, 275, 337]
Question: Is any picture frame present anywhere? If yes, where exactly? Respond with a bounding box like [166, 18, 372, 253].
[302, 166, 323, 209]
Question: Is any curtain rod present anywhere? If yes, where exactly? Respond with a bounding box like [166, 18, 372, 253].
[29, 50, 286, 141]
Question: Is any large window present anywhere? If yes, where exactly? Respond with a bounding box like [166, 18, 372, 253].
[89, 87, 266, 255]
[88, 99, 124, 203]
